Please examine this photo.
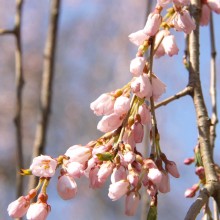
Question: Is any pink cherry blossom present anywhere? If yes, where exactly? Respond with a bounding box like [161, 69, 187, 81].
[162, 35, 179, 56]
[111, 166, 127, 183]
[132, 122, 144, 143]
[108, 180, 130, 201]
[66, 161, 84, 178]
[173, 0, 190, 6]
[7, 196, 30, 218]
[173, 9, 196, 34]
[200, 4, 211, 26]
[165, 161, 180, 178]
[151, 75, 166, 101]
[125, 192, 140, 216]
[143, 13, 162, 36]
[147, 168, 163, 185]
[157, 0, 172, 7]
[57, 174, 77, 200]
[138, 104, 151, 125]
[92, 144, 111, 157]
[65, 145, 92, 164]
[130, 57, 146, 76]
[154, 30, 167, 58]
[127, 173, 139, 187]
[207, 0, 220, 14]
[90, 93, 115, 116]
[89, 166, 105, 189]
[123, 151, 135, 164]
[158, 171, 170, 193]
[114, 96, 130, 115]
[30, 155, 57, 178]
[26, 202, 50, 220]
[97, 162, 114, 183]
[84, 157, 96, 177]
[128, 30, 149, 46]
[131, 74, 152, 99]
[97, 113, 123, 133]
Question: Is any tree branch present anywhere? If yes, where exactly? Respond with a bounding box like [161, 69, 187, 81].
[185, 1, 220, 219]
[0, 28, 15, 35]
[28, 0, 61, 190]
[13, 0, 24, 199]
[154, 86, 193, 109]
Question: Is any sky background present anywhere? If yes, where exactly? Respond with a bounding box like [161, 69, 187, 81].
[0, 0, 220, 219]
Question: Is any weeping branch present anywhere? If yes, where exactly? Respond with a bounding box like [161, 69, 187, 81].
[28, 0, 61, 190]
[185, 1, 220, 219]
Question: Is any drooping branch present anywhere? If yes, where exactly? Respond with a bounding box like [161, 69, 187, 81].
[14, 0, 24, 198]
[0, 29, 15, 35]
[185, 1, 220, 219]
[28, 0, 61, 190]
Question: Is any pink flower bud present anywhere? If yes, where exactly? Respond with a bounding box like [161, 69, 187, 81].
[165, 161, 180, 178]
[90, 93, 115, 116]
[114, 96, 130, 115]
[66, 161, 84, 178]
[84, 157, 96, 177]
[123, 151, 135, 164]
[151, 75, 166, 101]
[127, 173, 139, 187]
[108, 180, 130, 201]
[148, 168, 162, 185]
[132, 122, 144, 143]
[184, 184, 199, 198]
[184, 157, 194, 165]
[173, 9, 196, 34]
[162, 35, 179, 56]
[30, 155, 57, 178]
[131, 75, 152, 99]
[200, 4, 211, 26]
[147, 184, 157, 197]
[89, 166, 104, 189]
[111, 166, 127, 183]
[138, 104, 151, 125]
[57, 175, 77, 200]
[97, 113, 123, 133]
[65, 145, 91, 164]
[128, 30, 149, 46]
[26, 202, 51, 220]
[97, 162, 114, 183]
[207, 0, 220, 14]
[7, 196, 30, 218]
[158, 171, 170, 193]
[130, 57, 146, 76]
[125, 192, 140, 216]
[195, 166, 205, 179]
[143, 13, 162, 36]
[92, 145, 111, 157]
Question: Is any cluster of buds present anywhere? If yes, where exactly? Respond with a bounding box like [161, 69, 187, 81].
[9, 0, 220, 219]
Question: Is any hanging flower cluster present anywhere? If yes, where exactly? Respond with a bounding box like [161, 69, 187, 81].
[8, 0, 220, 219]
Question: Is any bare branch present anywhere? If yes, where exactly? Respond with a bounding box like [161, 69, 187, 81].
[13, 0, 24, 198]
[0, 29, 15, 35]
[155, 86, 193, 109]
[28, 0, 61, 190]
[185, 1, 220, 219]
[209, 12, 218, 153]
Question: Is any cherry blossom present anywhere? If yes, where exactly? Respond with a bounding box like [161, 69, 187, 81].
[30, 155, 57, 178]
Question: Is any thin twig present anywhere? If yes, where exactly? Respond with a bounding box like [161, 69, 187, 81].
[209, 12, 219, 220]
[14, 0, 24, 199]
[155, 86, 193, 109]
[185, 1, 220, 219]
[28, 0, 61, 190]
[209, 12, 218, 154]
[0, 29, 15, 35]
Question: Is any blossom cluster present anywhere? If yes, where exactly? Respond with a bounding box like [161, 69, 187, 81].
[7, 0, 220, 219]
